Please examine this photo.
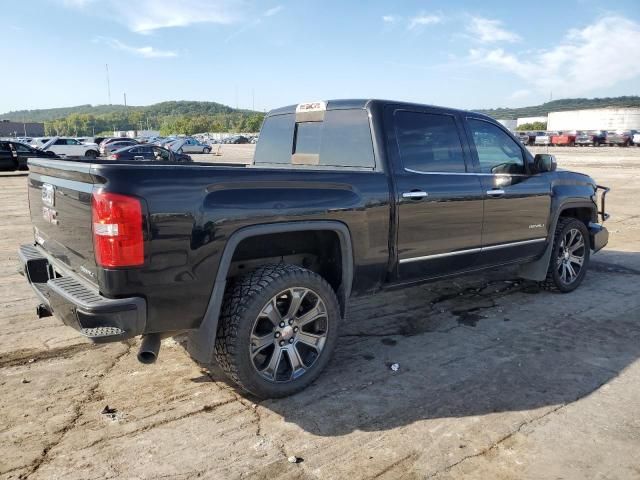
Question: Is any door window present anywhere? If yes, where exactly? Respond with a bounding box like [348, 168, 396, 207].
[152, 147, 170, 160]
[394, 111, 467, 173]
[467, 119, 525, 174]
[0, 143, 11, 153]
[14, 143, 32, 153]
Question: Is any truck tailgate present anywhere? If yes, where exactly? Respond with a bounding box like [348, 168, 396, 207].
[27, 158, 100, 285]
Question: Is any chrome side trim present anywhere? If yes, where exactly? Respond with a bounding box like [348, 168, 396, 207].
[481, 237, 546, 251]
[403, 168, 529, 177]
[399, 248, 482, 264]
[399, 237, 547, 264]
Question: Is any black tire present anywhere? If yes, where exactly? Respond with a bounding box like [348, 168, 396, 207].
[204, 147, 211, 154]
[85, 150, 98, 159]
[541, 217, 590, 293]
[214, 264, 340, 398]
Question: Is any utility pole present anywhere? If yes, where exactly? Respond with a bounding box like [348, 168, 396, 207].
[105, 64, 112, 105]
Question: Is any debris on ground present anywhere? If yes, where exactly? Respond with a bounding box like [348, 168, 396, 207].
[390, 363, 400, 372]
[288, 456, 300, 464]
[101, 405, 118, 420]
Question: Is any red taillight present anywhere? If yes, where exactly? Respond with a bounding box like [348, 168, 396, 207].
[92, 191, 144, 267]
[109, 153, 119, 160]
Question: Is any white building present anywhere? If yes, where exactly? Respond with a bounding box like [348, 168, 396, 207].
[113, 130, 160, 139]
[547, 108, 640, 131]
[516, 116, 548, 127]
[497, 119, 517, 131]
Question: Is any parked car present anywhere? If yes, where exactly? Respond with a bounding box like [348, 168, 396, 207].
[108, 143, 192, 162]
[19, 99, 609, 399]
[516, 131, 531, 145]
[30, 137, 52, 148]
[534, 131, 555, 146]
[633, 133, 640, 146]
[606, 130, 637, 146]
[551, 131, 576, 146]
[177, 138, 212, 154]
[102, 140, 138, 155]
[0, 140, 58, 170]
[39, 137, 99, 158]
[224, 135, 250, 144]
[99, 137, 138, 156]
[576, 130, 606, 147]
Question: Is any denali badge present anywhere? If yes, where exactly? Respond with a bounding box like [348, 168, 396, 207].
[529, 223, 545, 229]
[42, 184, 55, 207]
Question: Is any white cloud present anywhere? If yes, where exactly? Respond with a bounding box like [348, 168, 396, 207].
[382, 15, 399, 24]
[407, 14, 443, 30]
[96, 37, 177, 58]
[264, 5, 283, 17]
[468, 16, 640, 96]
[509, 89, 531, 100]
[467, 16, 520, 43]
[62, 0, 242, 33]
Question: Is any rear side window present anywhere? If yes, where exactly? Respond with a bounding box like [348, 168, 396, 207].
[394, 111, 466, 173]
[254, 109, 375, 168]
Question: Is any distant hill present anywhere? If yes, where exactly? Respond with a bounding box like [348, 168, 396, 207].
[0, 100, 249, 122]
[4, 96, 640, 123]
[475, 96, 640, 120]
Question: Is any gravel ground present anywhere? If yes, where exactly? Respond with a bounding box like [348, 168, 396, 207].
[0, 146, 639, 480]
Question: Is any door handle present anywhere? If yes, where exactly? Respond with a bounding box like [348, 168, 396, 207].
[486, 189, 505, 197]
[402, 191, 428, 199]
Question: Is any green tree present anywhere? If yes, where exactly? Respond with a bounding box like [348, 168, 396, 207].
[517, 122, 547, 131]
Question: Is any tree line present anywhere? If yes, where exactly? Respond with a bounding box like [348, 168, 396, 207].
[44, 110, 264, 136]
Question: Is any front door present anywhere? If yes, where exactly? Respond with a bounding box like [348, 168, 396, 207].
[386, 106, 484, 280]
[464, 117, 551, 264]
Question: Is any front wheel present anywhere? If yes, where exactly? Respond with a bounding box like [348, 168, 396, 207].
[541, 217, 590, 293]
[85, 150, 98, 159]
[204, 147, 211, 154]
[214, 264, 340, 398]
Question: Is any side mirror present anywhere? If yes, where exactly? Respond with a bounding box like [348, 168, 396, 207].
[533, 153, 557, 173]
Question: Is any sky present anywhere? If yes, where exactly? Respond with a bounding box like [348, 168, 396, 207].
[2, 0, 640, 113]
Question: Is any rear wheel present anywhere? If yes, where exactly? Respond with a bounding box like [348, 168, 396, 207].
[204, 147, 211, 154]
[214, 264, 340, 398]
[85, 150, 98, 159]
[541, 217, 590, 293]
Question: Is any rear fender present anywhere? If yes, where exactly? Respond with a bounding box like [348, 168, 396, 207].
[187, 221, 353, 364]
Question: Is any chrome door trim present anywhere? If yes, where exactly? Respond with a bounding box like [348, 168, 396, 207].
[480, 237, 546, 251]
[399, 248, 482, 264]
[402, 191, 428, 199]
[398, 237, 546, 264]
[403, 168, 529, 177]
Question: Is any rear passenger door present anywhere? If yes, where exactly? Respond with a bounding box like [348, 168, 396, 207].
[386, 106, 484, 280]
[464, 117, 551, 264]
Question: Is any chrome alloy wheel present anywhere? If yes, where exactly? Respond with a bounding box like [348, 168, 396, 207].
[250, 288, 329, 382]
[556, 228, 585, 284]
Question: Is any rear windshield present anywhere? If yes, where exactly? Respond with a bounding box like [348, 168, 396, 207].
[254, 109, 375, 169]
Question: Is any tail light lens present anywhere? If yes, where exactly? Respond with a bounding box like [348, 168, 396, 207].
[109, 153, 119, 160]
[92, 191, 144, 267]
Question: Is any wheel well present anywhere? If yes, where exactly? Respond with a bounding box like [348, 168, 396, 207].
[228, 229, 344, 302]
[559, 206, 594, 226]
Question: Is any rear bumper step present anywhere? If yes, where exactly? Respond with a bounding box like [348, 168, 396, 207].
[18, 244, 146, 343]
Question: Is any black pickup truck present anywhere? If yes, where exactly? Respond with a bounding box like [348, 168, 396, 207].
[19, 99, 609, 398]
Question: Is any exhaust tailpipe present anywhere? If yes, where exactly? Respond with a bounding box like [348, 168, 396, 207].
[36, 304, 52, 318]
[137, 334, 161, 364]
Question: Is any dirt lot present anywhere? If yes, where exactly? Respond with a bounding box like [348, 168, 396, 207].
[1, 146, 639, 479]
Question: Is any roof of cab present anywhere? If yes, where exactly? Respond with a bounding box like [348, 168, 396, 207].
[266, 99, 494, 121]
